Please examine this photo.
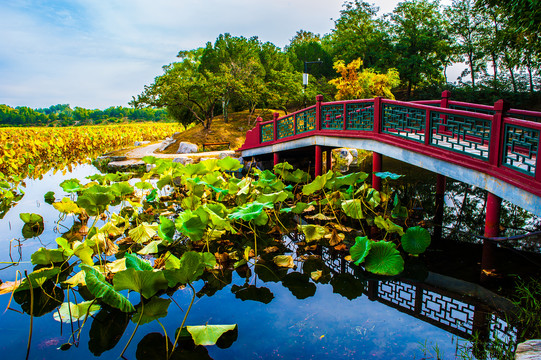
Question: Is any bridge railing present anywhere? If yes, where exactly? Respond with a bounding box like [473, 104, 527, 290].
[240, 92, 541, 197]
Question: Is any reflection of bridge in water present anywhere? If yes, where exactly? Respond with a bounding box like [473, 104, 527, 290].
[318, 246, 518, 351]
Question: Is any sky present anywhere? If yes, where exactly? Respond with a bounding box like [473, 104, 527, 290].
[0, 0, 454, 110]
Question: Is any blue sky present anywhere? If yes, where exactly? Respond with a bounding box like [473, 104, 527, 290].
[0, 0, 453, 110]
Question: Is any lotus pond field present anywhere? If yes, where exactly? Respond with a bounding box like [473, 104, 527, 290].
[0, 134, 537, 359]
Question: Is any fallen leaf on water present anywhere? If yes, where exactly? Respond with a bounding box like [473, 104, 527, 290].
[311, 270, 322, 281]
[0, 280, 22, 295]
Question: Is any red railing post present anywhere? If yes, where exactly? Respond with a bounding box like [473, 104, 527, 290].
[440, 90, 450, 108]
[343, 103, 347, 131]
[373, 97, 382, 134]
[489, 100, 510, 167]
[256, 116, 263, 145]
[273, 112, 279, 141]
[316, 95, 323, 131]
[424, 108, 432, 146]
[315, 145, 323, 176]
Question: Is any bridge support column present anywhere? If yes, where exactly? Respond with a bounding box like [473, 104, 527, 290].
[273, 152, 280, 166]
[315, 145, 323, 176]
[482, 192, 501, 274]
[372, 152, 382, 191]
[434, 174, 446, 243]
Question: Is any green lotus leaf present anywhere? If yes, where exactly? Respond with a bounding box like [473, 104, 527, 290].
[53, 301, 101, 323]
[60, 178, 82, 193]
[391, 204, 409, 218]
[31, 247, 69, 265]
[137, 240, 162, 255]
[256, 191, 288, 204]
[135, 181, 154, 190]
[280, 202, 309, 214]
[163, 251, 207, 286]
[350, 236, 372, 265]
[183, 162, 208, 177]
[16, 267, 61, 292]
[128, 222, 158, 244]
[331, 172, 367, 189]
[366, 189, 381, 208]
[364, 241, 404, 276]
[374, 216, 404, 236]
[218, 157, 243, 171]
[163, 251, 181, 270]
[146, 188, 158, 202]
[186, 324, 238, 346]
[110, 182, 134, 197]
[77, 189, 115, 216]
[44, 191, 55, 204]
[158, 216, 175, 242]
[73, 241, 94, 265]
[19, 212, 43, 225]
[284, 168, 311, 183]
[374, 171, 404, 180]
[341, 199, 364, 219]
[124, 253, 153, 271]
[228, 201, 273, 222]
[142, 155, 158, 164]
[81, 265, 135, 313]
[273, 162, 293, 175]
[175, 211, 206, 241]
[298, 224, 327, 242]
[53, 198, 82, 214]
[181, 194, 201, 211]
[113, 268, 169, 299]
[131, 297, 171, 325]
[302, 172, 331, 195]
[156, 175, 173, 190]
[401, 226, 431, 254]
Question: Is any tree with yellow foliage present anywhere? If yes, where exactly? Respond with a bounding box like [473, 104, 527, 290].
[328, 58, 400, 100]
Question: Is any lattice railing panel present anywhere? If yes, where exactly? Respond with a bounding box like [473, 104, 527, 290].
[378, 281, 416, 311]
[296, 108, 316, 134]
[347, 102, 374, 131]
[421, 289, 475, 335]
[278, 115, 295, 139]
[502, 124, 539, 176]
[322, 105, 344, 130]
[382, 104, 425, 142]
[430, 111, 491, 160]
[261, 123, 274, 143]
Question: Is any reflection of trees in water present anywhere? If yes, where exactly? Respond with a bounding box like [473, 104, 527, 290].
[442, 180, 541, 252]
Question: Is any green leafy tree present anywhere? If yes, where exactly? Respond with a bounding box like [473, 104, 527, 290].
[390, 0, 451, 98]
[131, 49, 224, 129]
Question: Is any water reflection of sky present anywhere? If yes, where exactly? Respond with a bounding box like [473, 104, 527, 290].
[0, 164, 464, 359]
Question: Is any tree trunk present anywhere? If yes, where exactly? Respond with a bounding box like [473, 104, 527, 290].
[468, 52, 475, 89]
[526, 57, 535, 93]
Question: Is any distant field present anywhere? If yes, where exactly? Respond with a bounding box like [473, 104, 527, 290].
[0, 122, 183, 179]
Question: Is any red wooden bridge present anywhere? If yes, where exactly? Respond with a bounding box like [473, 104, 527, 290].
[239, 91, 541, 244]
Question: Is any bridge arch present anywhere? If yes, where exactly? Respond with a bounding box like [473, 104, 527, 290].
[239, 92, 541, 218]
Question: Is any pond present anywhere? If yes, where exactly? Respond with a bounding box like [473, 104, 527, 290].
[0, 159, 538, 360]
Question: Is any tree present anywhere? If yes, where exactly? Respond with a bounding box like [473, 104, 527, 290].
[445, 0, 487, 88]
[328, 58, 400, 100]
[324, 1, 393, 71]
[131, 49, 224, 129]
[477, 0, 541, 56]
[286, 30, 334, 78]
[390, 0, 451, 98]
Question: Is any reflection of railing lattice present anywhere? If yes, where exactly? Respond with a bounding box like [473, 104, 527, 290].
[318, 247, 518, 346]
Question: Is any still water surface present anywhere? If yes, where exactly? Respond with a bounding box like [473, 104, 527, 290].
[0, 163, 525, 359]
